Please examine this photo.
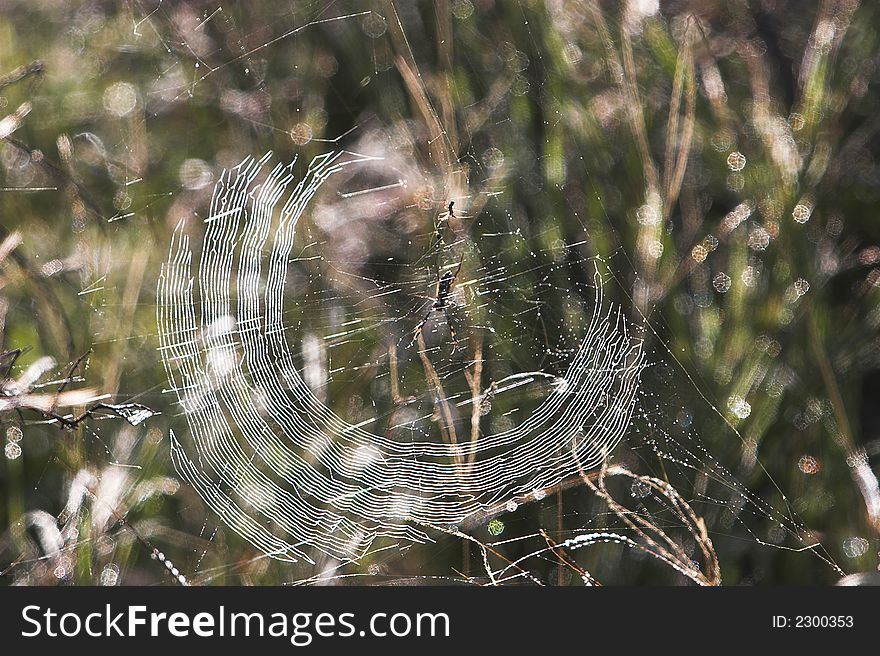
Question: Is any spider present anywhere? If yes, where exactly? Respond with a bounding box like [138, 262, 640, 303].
[431, 201, 456, 246]
[412, 255, 465, 348]
[431, 200, 474, 246]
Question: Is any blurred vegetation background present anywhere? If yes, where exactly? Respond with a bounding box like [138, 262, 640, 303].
[1, 0, 880, 585]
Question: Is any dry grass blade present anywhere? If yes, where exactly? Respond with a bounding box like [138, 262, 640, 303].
[0, 101, 31, 140]
[588, 4, 653, 193]
[0, 388, 100, 414]
[415, 330, 461, 462]
[579, 463, 720, 586]
[0, 231, 22, 267]
[662, 22, 696, 220]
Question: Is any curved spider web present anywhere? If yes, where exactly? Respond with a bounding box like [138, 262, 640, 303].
[157, 152, 645, 563]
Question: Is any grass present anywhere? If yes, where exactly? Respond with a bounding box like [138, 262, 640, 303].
[1, 0, 879, 585]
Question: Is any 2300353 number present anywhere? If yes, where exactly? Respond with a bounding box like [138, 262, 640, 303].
[795, 616, 853, 628]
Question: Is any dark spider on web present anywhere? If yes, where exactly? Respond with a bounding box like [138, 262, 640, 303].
[412, 255, 465, 349]
[431, 200, 473, 246]
[431, 201, 455, 245]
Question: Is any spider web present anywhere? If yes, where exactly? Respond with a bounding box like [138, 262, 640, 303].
[157, 150, 645, 563]
[1, 0, 859, 585]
